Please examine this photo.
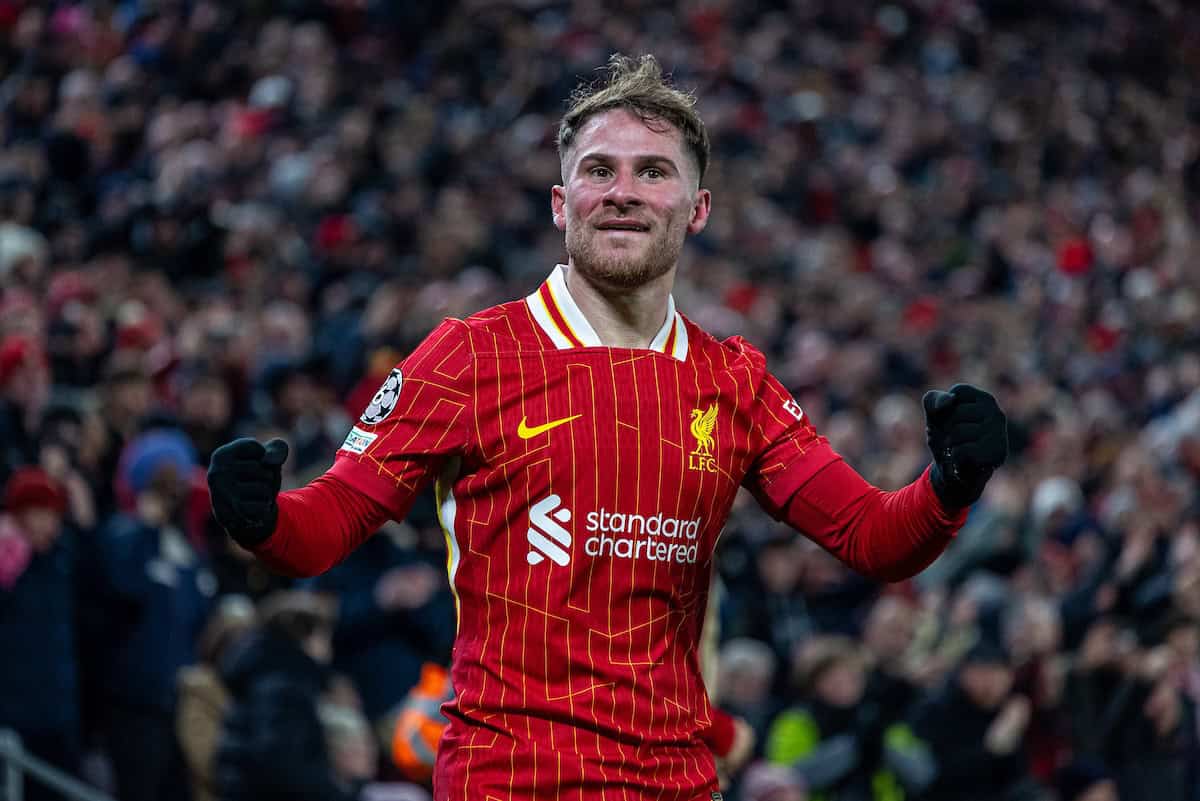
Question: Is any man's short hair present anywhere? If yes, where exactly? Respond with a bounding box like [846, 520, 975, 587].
[557, 54, 710, 184]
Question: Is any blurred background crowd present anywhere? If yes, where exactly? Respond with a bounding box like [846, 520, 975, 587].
[1, 0, 1200, 800]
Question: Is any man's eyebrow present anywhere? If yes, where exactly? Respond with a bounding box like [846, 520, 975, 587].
[577, 152, 680, 171]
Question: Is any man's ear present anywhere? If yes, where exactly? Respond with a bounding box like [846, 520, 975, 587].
[687, 188, 711, 235]
[551, 185, 567, 231]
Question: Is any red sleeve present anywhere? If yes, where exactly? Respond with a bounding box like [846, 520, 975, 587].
[327, 318, 474, 517]
[252, 319, 475, 578]
[741, 355, 965, 582]
[698, 708, 737, 757]
[774, 461, 967, 582]
[253, 473, 395, 577]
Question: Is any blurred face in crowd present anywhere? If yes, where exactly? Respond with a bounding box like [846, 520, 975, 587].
[757, 539, 804, 594]
[17, 507, 63, 553]
[180, 375, 232, 432]
[1077, 779, 1119, 801]
[303, 624, 333, 665]
[719, 642, 776, 708]
[1167, 622, 1199, 665]
[552, 108, 710, 290]
[814, 658, 866, 708]
[864, 596, 916, 663]
[960, 662, 1014, 709]
[4, 353, 49, 413]
[1006, 599, 1062, 663]
[106, 372, 152, 426]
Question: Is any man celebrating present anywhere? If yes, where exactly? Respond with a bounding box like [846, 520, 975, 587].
[208, 55, 1007, 800]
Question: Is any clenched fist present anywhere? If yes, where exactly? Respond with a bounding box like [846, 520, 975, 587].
[207, 438, 289, 548]
[923, 383, 1007, 510]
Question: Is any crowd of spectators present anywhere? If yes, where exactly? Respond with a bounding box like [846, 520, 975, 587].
[2, 0, 1200, 800]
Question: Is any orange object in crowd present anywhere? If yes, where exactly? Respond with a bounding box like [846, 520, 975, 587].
[391, 662, 454, 782]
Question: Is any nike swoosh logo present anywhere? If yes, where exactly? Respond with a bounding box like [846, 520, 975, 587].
[518, 414, 582, 439]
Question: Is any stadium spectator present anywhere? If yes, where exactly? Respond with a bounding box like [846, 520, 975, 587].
[717, 637, 780, 757]
[910, 639, 1042, 801]
[214, 589, 359, 801]
[300, 525, 456, 727]
[176, 593, 258, 801]
[765, 635, 934, 801]
[0, 335, 50, 488]
[81, 427, 217, 801]
[1062, 615, 1194, 801]
[1, 0, 1200, 798]
[859, 595, 926, 728]
[0, 466, 78, 801]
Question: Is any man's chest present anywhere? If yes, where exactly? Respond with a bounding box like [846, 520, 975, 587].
[467, 351, 760, 499]
[450, 349, 761, 615]
[446, 351, 766, 578]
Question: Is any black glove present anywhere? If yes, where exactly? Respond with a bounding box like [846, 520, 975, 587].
[923, 383, 1007, 510]
[207, 437, 289, 548]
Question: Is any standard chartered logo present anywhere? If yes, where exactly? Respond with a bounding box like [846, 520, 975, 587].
[526, 495, 703, 567]
[526, 495, 573, 566]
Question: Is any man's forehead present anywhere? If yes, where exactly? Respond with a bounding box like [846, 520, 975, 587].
[569, 108, 686, 162]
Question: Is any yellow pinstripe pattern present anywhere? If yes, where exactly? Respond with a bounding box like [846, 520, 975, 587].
[407, 304, 823, 800]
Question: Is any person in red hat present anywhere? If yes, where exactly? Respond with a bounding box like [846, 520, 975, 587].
[0, 466, 81, 801]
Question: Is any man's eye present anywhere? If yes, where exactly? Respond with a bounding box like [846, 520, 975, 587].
[642, 168, 663, 179]
[589, 166, 611, 178]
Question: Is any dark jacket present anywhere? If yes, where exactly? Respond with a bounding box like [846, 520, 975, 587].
[214, 629, 355, 801]
[0, 528, 79, 739]
[0, 399, 37, 491]
[302, 533, 455, 722]
[1064, 665, 1192, 801]
[909, 681, 1036, 801]
[85, 513, 216, 712]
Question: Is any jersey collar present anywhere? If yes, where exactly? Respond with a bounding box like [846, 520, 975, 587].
[525, 265, 689, 362]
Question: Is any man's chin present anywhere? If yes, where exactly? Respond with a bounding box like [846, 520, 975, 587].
[576, 257, 667, 289]
[567, 231, 680, 289]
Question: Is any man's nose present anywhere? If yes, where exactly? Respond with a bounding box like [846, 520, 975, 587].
[603, 170, 642, 207]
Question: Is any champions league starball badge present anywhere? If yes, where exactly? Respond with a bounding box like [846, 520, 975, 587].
[361, 368, 403, 424]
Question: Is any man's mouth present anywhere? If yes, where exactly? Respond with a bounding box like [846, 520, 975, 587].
[595, 220, 650, 232]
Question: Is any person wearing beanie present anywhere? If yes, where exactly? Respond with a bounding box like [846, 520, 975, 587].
[79, 427, 217, 801]
[0, 467, 82, 801]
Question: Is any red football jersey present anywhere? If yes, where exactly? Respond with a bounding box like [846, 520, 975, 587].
[322, 265, 953, 800]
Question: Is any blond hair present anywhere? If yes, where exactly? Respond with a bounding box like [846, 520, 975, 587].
[557, 54, 710, 183]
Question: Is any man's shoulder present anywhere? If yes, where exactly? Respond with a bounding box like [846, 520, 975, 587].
[453, 297, 548, 352]
[678, 314, 769, 372]
[411, 300, 538, 352]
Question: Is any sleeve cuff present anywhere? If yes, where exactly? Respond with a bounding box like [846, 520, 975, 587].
[698, 708, 738, 757]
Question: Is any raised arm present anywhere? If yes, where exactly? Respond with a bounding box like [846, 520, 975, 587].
[207, 438, 395, 577]
[748, 379, 1007, 582]
[207, 319, 475, 578]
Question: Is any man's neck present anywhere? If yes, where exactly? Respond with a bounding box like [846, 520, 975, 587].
[562, 262, 674, 349]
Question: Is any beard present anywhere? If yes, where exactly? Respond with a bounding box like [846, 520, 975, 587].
[565, 217, 686, 289]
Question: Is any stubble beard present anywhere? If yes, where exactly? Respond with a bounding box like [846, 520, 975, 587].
[565, 218, 686, 290]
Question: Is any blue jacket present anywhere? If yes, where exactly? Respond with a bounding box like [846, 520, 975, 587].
[0, 529, 79, 738]
[86, 513, 216, 712]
